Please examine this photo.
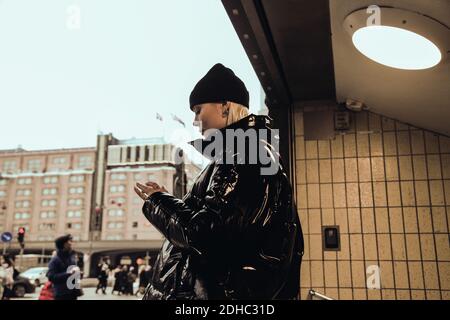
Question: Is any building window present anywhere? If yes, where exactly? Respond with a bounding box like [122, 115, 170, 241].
[69, 175, 85, 183]
[107, 222, 124, 229]
[144, 146, 150, 161]
[109, 185, 126, 193]
[42, 188, 58, 196]
[110, 173, 126, 181]
[67, 210, 83, 218]
[43, 176, 58, 184]
[16, 189, 32, 196]
[52, 157, 66, 164]
[66, 223, 82, 230]
[110, 197, 126, 206]
[108, 209, 124, 217]
[18, 178, 33, 185]
[78, 156, 92, 168]
[40, 211, 56, 219]
[2, 160, 17, 172]
[39, 223, 55, 231]
[0, 190, 6, 197]
[126, 147, 131, 162]
[27, 159, 42, 172]
[132, 234, 138, 240]
[69, 187, 84, 194]
[132, 222, 138, 228]
[15, 200, 30, 208]
[0, 179, 7, 186]
[14, 212, 31, 220]
[68, 198, 84, 206]
[135, 147, 140, 162]
[41, 199, 57, 207]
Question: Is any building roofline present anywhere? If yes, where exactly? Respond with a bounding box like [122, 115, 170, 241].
[0, 146, 96, 156]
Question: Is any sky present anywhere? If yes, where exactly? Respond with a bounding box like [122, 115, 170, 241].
[0, 0, 263, 152]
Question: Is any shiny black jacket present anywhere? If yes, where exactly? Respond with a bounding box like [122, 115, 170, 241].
[142, 114, 304, 300]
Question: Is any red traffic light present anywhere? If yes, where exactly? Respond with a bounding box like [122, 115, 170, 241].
[17, 227, 26, 248]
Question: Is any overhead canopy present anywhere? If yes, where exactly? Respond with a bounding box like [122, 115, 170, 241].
[222, 0, 450, 135]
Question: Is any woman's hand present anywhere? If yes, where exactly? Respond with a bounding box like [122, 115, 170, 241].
[134, 181, 168, 200]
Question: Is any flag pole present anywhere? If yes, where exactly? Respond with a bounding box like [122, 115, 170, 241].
[156, 113, 166, 142]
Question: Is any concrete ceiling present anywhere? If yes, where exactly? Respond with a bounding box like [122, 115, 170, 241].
[330, 0, 450, 135]
[222, 0, 450, 135]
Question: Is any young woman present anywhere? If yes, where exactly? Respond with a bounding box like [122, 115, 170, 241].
[1, 256, 15, 300]
[134, 63, 303, 300]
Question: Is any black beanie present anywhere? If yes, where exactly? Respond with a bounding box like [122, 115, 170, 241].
[189, 63, 249, 110]
[55, 234, 73, 250]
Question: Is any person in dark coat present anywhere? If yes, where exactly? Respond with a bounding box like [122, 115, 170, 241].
[95, 260, 109, 294]
[125, 266, 136, 295]
[119, 265, 129, 294]
[137, 265, 152, 294]
[47, 234, 82, 300]
[111, 265, 123, 295]
[135, 265, 152, 296]
[134, 63, 304, 300]
[76, 253, 85, 279]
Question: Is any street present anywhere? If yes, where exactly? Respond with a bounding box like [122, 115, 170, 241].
[11, 284, 141, 300]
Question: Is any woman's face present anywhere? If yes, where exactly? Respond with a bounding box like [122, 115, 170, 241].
[192, 103, 226, 135]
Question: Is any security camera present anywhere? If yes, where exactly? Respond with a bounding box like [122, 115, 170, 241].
[345, 98, 367, 112]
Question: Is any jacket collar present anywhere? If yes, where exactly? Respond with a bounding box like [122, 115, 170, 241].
[57, 249, 73, 259]
[188, 113, 273, 160]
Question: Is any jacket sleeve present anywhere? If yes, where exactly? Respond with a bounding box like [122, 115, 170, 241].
[142, 163, 262, 255]
[47, 258, 70, 284]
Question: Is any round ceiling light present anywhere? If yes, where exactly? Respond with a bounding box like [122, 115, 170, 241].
[352, 25, 441, 70]
[344, 7, 450, 70]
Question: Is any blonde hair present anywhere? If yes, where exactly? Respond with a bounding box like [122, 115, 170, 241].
[225, 101, 250, 126]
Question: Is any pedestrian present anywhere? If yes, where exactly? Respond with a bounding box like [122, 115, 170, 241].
[95, 260, 109, 294]
[111, 265, 122, 295]
[0, 255, 7, 299]
[136, 265, 152, 296]
[135, 63, 304, 300]
[76, 253, 85, 280]
[1, 255, 15, 300]
[118, 265, 129, 295]
[47, 234, 83, 300]
[125, 267, 136, 295]
[117, 265, 128, 295]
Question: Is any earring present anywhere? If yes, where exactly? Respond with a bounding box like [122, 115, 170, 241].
[222, 101, 229, 118]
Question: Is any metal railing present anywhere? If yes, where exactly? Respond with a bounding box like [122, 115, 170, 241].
[307, 289, 334, 300]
